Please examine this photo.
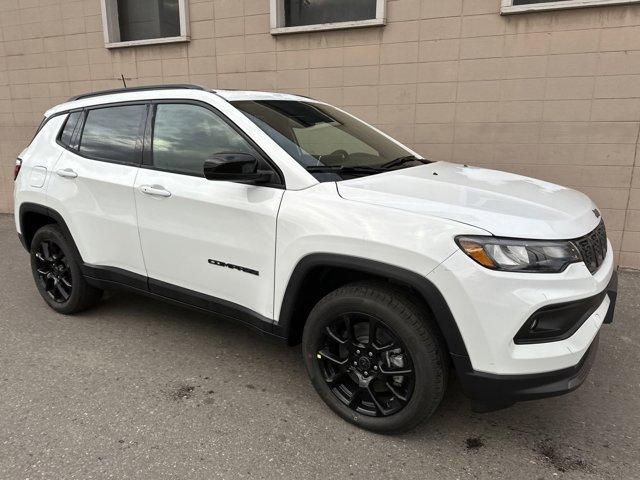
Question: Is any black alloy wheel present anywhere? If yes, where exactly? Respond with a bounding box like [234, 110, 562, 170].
[303, 281, 448, 434]
[33, 239, 73, 303]
[30, 224, 102, 314]
[317, 313, 415, 417]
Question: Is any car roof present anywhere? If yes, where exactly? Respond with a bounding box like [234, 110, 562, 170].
[44, 85, 316, 118]
[214, 89, 311, 102]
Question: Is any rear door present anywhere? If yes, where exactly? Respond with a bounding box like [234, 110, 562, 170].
[134, 100, 284, 320]
[46, 103, 148, 279]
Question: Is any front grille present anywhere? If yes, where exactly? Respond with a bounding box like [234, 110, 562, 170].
[574, 221, 607, 274]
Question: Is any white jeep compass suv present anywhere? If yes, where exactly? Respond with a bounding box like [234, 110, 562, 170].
[14, 85, 617, 433]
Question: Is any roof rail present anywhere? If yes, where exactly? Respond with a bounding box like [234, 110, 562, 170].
[67, 84, 206, 102]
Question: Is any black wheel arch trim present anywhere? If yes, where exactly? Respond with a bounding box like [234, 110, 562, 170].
[277, 253, 470, 357]
[18, 203, 84, 263]
[17, 232, 27, 251]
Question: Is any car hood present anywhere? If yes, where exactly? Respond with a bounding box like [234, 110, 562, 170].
[336, 162, 601, 239]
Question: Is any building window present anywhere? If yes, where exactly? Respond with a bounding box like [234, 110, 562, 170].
[270, 0, 386, 35]
[501, 0, 640, 14]
[100, 0, 189, 48]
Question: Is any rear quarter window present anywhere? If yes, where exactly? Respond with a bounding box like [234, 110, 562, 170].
[58, 112, 81, 148]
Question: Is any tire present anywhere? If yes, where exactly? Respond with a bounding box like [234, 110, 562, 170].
[30, 224, 102, 314]
[302, 281, 448, 434]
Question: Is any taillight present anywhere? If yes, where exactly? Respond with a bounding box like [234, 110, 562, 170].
[14, 158, 22, 180]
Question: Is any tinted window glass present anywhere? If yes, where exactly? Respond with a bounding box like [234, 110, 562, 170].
[284, 0, 376, 27]
[232, 100, 412, 169]
[80, 105, 145, 163]
[59, 112, 81, 148]
[118, 0, 180, 42]
[152, 104, 257, 176]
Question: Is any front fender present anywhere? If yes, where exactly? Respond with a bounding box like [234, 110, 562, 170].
[276, 252, 469, 357]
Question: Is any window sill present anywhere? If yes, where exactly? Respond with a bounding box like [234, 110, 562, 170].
[501, 0, 640, 14]
[271, 18, 385, 35]
[105, 35, 190, 49]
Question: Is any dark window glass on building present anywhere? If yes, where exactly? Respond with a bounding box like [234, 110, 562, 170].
[512, 0, 565, 4]
[284, 0, 377, 27]
[117, 0, 180, 42]
[59, 112, 81, 148]
[79, 105, 146, 163]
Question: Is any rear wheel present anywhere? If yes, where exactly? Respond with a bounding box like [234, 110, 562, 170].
[302, 281, 448, 434]
[30, 225, 102, 314]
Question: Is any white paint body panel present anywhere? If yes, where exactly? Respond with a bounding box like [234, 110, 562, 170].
[430, 245, 614, 374]
[13, 116, 66, 233]
[338, 162, 601, 240]
[16, 88, 614, 378]
[47, 149, 146, 275]
[134, 169, 283, 318]
[29, 167, 47, 188]
[273, 182, 488, 318]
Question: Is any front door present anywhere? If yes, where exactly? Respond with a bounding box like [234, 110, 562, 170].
[134, 101, 284, 320]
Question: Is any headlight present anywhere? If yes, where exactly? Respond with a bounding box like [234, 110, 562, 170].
[455, 236, 582, 273]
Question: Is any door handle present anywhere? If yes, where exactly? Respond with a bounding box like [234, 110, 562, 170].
[56, 168, 78, 179]
[139, 185, 172, 198]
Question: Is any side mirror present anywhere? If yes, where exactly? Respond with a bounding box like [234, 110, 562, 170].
[203, 153, 271, 183]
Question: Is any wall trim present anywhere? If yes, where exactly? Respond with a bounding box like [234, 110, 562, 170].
[270, 0, 386, 35]
[501, 0, 640, 15]
[100, 0, 190, 48]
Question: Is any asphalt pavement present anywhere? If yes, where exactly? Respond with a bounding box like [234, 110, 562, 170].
[1, 214, 638, 479]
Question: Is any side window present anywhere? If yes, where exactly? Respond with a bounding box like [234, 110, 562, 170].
[59, 112, 81, 148]
[152, 103, 258, 177]
[79, 105, 146, 163]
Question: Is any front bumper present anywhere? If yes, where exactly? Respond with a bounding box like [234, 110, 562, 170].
[455, 335, 599, 412]
[429, 240, 616, 375]
[453, 271, 617, 411]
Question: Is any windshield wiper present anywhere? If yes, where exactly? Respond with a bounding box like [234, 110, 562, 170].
[305, 165, 384, 174]
[379, 155, 429, 170]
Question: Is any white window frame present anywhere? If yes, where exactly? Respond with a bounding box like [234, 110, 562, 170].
[100, 0, 190, 49]
[501, 0, 640, 15]
[270, 0, 386, 35]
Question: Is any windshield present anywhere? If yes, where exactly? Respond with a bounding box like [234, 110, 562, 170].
[231, 100, 425, 180]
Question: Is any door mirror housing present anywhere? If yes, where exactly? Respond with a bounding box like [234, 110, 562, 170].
[203, 153, 271, 183]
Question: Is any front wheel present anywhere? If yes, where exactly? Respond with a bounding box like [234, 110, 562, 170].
[30, 225, 103, 314]
[302, 281, 448, 434]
